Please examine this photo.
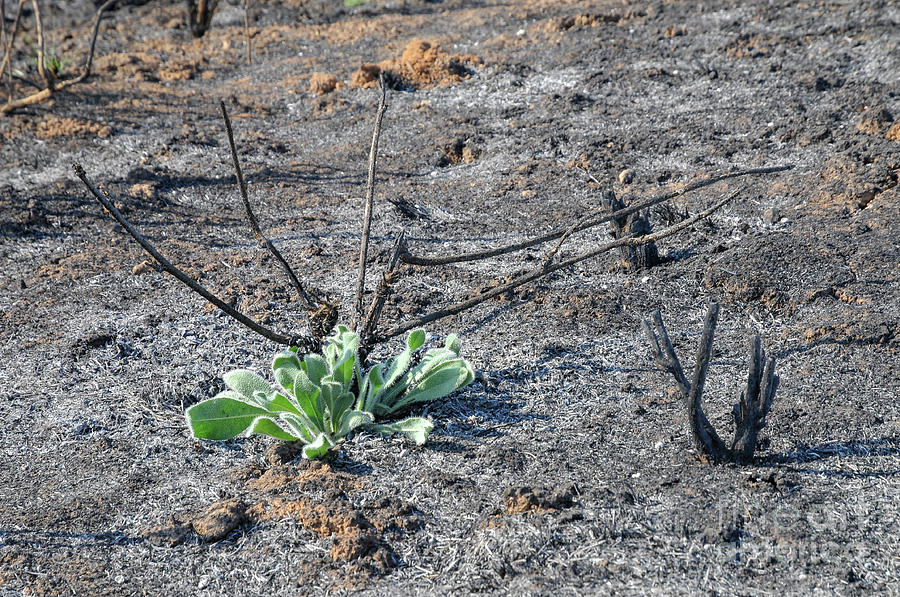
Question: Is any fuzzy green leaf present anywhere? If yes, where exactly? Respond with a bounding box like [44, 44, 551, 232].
[407, 329, 426, 351]
[302, 434, 331, 460]
[247, 416, 298, 441]
[358, 365, 385, 412]
[279, 411, 317, 442]
[186, 395, 272, 440]
[369, 417, 434, 445]
[302, 354, 328, 387]
[391, 360, 474, 412]
[267, 392, 301, 415]
[291, 372, 323, 430]
[223, 369, 273, 402]
[444, 334, 462, 355]
[332, 349, 357, 390]
[273, 350, 302, 392]
[338, 410, 374, 437]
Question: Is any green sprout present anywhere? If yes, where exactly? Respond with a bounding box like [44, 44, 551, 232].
[185, 326, 474, 459]
[27, 41, 70, 79]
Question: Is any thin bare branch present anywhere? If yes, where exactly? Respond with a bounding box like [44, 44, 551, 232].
[31, 0, 51, 89]
[378, 189, 739, 341]
[361, 230, 406, 345]
[67, 0, 117, 86]
[353, 76, 388, 331]
[401, 165, 792, 266]
[1, 1, 31, 99]
[243, 0, 252, 65]
[219, 100, 319, 310]
[643, 308, 720, 455]
[644, 310, 688, 395]
[1, 0, 115, 115]
[73, 163, 316, 351]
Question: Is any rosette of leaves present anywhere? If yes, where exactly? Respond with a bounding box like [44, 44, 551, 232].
[185, 326, 474, 458]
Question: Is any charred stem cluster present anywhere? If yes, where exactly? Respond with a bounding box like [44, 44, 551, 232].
[74, 81, 790, 382]
[642, 303, 779, 463]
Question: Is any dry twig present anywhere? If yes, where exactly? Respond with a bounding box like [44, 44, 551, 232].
[352, 75, 387, 331]
[378, 190, 740, 342]
[219, 100, 320, 311]
[243, 0, 252, 66]
[74, 81, 791, 364]
[1, 0, 116, 116]
[642, 302, 779, 463]
[72, 163, 317, 352]
[360, 231, 407, 345]
[400, 165, 792, 267]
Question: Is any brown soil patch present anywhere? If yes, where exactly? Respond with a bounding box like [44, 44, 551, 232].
[190, 499, 247, 542]
[352, 39, 482, 89]
[35, 115, 111, 139]
[308, 72, 340, 96]
[856, 106, 893, 135]
[504, 485, 578, 514]
[886, 121, 900, 142]
[246, 462, 365, 494]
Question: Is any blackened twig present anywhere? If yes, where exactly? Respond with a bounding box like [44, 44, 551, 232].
[71, 0, 117, 85]
[361, 230, 406, 345]
[378, 190, 738, 341]
[731, 336, 780, 462]
[73, 164, 316, 351]
[400, 165, 792, 266]
[642, 304, 779, 464]
[686, 303, 728, 459]
[31, 1, 50, 88]
[219, 101, 319, 310]
[642, 308, 721, 456]
[353, 76, 388, 331]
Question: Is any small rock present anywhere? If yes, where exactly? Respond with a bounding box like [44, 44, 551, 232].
[762, 207, 781, 224]
[618, 168, 634, 184]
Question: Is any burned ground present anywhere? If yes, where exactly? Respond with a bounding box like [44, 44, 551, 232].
[1, 0, 899, 595]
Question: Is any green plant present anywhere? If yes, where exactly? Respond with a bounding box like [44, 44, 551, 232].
[185, 326, 474, 459]
[27, 41, 70, 79]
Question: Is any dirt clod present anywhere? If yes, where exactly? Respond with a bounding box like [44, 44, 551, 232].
[504, 484, 578, 514]
[309, 72, 339, 96]
[190, 499, 247, 542]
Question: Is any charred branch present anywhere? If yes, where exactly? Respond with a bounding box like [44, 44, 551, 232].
[219, 100, 321, 311]
[378, 190, 740, 343]
[642, 303, 779, 463]
[352, 76, 387, 332]
[72, 163, 318, 353]
[360, 230, 406, 346]
[399, 165, 792, 267]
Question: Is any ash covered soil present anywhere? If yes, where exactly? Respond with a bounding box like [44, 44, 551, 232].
[1, 0, 899, 594]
